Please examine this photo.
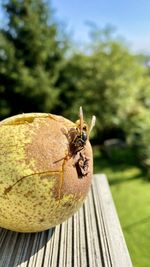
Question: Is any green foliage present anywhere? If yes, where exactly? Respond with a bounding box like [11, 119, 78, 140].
[57, 29, 148, 133]
[94, 149, 150, 267]
[123, 107, 150, 172]
[56, 28, 150, 171]
[0, 0, 67, 119]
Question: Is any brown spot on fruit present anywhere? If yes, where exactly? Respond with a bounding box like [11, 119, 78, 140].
[39, 218, 44, 223]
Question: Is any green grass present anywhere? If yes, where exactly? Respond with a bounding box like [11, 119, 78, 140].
[94, 148, 150, 267]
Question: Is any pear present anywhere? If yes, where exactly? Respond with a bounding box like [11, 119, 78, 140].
[0, 113, 93, 232]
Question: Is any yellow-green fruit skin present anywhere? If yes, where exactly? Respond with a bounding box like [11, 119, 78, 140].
[0, 113, 93, 232]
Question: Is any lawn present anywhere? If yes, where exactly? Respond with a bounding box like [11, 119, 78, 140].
[94, 148, 150, 267]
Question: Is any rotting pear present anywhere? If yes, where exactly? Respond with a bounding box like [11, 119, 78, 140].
[0, 110, 95, 232]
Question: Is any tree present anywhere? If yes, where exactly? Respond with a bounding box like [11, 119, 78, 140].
[56, 28, 149, 142]
[0, 0, 67, 119]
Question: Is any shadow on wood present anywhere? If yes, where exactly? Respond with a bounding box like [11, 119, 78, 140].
[0, 227, 55, 267]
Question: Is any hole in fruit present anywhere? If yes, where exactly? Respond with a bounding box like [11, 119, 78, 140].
[75, 152, 89, 179]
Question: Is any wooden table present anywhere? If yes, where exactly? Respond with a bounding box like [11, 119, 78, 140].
[0, 174, 132, 267]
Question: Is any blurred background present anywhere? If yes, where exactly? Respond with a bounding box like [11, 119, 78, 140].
[0, 1, 150, 266]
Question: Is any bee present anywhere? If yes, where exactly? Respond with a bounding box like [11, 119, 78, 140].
[68, 107, 96, 156]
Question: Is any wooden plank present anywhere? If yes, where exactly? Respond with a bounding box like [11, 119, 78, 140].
[94, 174, 133, 267]
[0, 174, 133, 267]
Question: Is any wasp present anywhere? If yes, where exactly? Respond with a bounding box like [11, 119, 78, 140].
[57, 107, 96, 178]
[68, 107, 96, 156]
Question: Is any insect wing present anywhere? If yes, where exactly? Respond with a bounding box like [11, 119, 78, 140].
[88, 115, 96, 137]
[79, 106, 84, 133]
